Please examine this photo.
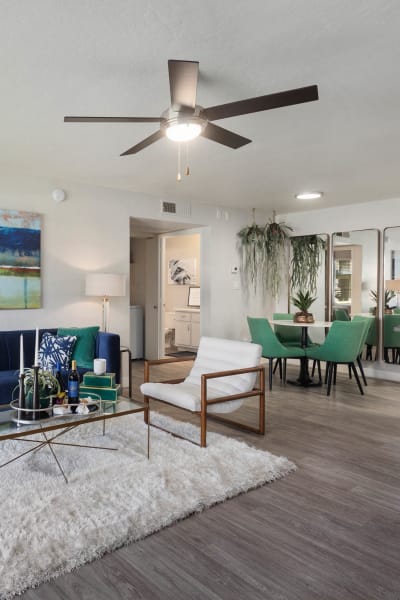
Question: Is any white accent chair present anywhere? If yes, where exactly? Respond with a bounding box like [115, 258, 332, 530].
[140, 336, 265, 447]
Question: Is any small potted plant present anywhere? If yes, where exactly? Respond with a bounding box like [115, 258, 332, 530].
[291, 290, 317, 323]
[21, 368, 61, 408]
[370, 289, 396, 315]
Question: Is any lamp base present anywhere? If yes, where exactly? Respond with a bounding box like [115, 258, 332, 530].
[102, 297, 110, 332]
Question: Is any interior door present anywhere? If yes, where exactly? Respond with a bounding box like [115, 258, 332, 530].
[144, 237, 161, 359]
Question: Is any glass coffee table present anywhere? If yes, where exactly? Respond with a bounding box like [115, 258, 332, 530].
[0, 397, 149, 483]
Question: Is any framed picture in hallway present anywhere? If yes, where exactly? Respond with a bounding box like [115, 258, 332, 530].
[168, 257, 196, 285]
[0, 209, 41, 309]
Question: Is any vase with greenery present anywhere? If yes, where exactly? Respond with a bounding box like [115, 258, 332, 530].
[370, 289, 396, 314]
[20, 368, 61, 409]
[290, 235, 326, 294]
[291, 290, 317, 323]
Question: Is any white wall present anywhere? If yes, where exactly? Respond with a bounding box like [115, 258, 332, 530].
[279, 197, 400, 236]
[0, 174, 268, 351]
[0, 176, 130, 342]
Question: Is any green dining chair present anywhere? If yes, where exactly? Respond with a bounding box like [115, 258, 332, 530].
[305, 320, 366, 396]
[333, 308, 351, 321]
[273, 312, 321, 380]
[272, 313, 303, 379]
[383, 314, 400, 363]
[365, 317, 378, 360]
[273, 313, 303, 346]
[247, 317, 305, 390]
[350, 316, 374, 385]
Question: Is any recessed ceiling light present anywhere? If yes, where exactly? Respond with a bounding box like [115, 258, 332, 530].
[295, 191, 323, 200]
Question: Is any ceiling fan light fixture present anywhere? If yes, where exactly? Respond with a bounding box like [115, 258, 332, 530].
[295, 191, 323, 200]
[166, 122, 202, 142]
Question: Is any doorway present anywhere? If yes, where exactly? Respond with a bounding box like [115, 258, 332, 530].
[130, 218, 202, 360]
[162, 232, 201, 356]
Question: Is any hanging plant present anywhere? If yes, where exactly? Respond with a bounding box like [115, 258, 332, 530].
[290, 235, 326, 294]
[237, 210, 293, 296]
[263, 216, 293, 298]
[237, 210, 266, 292]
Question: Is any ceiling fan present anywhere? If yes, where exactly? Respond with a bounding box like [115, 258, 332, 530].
[64, 60, 318, 156]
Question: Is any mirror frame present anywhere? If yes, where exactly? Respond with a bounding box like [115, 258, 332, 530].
[382, 226, 400, 364]
[331, 228, 380, 359]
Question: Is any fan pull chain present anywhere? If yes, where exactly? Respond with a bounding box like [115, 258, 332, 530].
[185, 143, 190, 176]
[177, 143, 182, 182]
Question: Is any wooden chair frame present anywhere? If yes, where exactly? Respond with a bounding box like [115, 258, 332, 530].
[142, 356, 265, 447]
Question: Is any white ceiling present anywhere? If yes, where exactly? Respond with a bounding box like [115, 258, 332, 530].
[1, 0, 399, 215]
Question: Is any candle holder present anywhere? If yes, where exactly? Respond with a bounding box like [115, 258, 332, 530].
[18, 372, 26, 421]
[31, 365, 41, 421]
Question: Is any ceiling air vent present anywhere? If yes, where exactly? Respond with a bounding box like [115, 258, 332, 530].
[162, 201, 177, 214]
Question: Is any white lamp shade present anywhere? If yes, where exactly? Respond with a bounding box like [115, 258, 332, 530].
[85, 273, 126, 297]
[385, 279, 400, 292]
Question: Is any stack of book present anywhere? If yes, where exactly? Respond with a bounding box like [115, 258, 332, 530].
[80, 372, 120, 401]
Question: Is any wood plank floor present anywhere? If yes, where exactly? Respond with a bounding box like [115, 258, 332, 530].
[22, 361, 400, 600]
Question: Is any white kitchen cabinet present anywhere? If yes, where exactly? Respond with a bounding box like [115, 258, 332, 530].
[174, 309, 200, 350]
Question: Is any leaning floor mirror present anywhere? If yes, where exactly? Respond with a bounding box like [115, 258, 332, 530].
[383, 227, 400, 364]
[332, 229, 379, 361]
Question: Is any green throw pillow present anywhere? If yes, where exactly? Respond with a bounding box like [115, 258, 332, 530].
[57, 326, 100, 369]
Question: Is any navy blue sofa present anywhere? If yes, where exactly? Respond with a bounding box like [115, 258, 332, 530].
[0, 328, 120, 407]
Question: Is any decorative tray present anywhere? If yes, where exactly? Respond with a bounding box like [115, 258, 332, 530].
[10, 396, 102, 425]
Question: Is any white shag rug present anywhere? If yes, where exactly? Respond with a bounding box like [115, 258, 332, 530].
[0, 412, 296, 599]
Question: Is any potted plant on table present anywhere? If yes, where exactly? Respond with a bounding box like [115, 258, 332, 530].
[21, 368, 61, 408]
[291, 290, 317, 323]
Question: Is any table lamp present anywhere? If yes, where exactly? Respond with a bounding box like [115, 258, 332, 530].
[85, 273, 126, 331]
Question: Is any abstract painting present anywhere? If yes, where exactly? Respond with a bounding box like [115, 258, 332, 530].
[0, 209, 41, 309]
[168, 258, 196, 285]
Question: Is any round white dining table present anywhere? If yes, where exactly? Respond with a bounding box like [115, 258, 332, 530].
[270, 319, 333, 386]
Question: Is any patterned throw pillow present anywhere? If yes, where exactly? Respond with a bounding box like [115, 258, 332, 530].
[38, 332, 77, 371]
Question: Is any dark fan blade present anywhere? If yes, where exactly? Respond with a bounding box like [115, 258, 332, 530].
[168, 60, 199, 110]
[201, 122, 251, 149]
[203, 85, 319, 121]
[64, 116, 164, 123]
[120, 130, 164, 156]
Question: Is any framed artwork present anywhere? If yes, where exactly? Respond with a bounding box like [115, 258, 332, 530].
[168, 258, 196, 285]
[0, 209, 41, 309]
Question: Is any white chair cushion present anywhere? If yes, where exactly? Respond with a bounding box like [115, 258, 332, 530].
[140, 337, 262, 414]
